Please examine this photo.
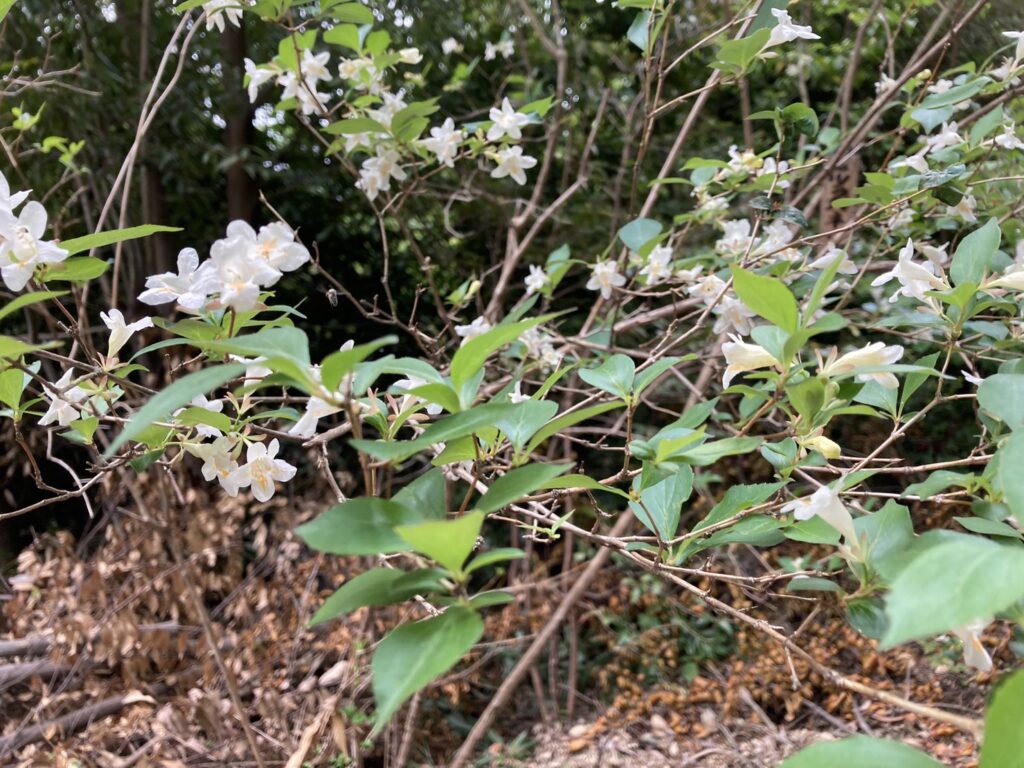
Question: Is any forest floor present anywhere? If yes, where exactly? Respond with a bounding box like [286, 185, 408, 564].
[0, 474, 999, 766]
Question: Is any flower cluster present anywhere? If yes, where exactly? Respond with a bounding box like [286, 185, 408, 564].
[0, 171, 69, 291]
[138, 220, 310, 314]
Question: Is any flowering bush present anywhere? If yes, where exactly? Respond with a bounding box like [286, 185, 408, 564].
[4, 0, 1024, 763]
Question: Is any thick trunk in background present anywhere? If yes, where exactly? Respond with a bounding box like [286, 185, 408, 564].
[222, 20, 258, 223]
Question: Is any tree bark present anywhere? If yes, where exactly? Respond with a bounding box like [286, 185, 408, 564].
[222, 19, 258, 222]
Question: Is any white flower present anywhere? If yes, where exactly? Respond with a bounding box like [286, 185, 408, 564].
[675, 265, 704, 283]
[484, 39, 514, 61]
[916, 241, 949, 268]
[244, 58, 279, 103]
[509, 380, 530, 404]
[721, 335, 779, 388]
[951, 620, 993, 672]
[398, 48, 422, 64]
[962, 370, 985, 386]
[639, 245, 674, 286]
[808, 245, 857, 275]
[765, 8, 821, 48]
[874, 72, 898, 94]
[187, 436, 243, 495]
[454, 316, 492, 344]
[727, 145, 762, 174]
[441, 38, 463, 55]
[925, 121, 964, 154]
[203, 0, 242, 33]
[524, 264, 549, 295]
[209, 236, 280, 312]
[945, 194, 977, 223]
[712, 298, 755, 336]
[985, 263, 1024, 292]
[367, 90, 408, 128]
[758, 157, 791, 188]
[356, 147, 408, 201]
[100, 308, 153, 360]
[1004, 31, 1024, 63]
[781, 486, 858, 545]
[927, 78, 954, 95]
[421, 118, 463, 168]
[229, 355, 273, 381]
[994, 124, 1024, 150]
[891, 153, 930, 174]
[289, 396, 341, 439]
[38, 369, 89, 427]
[586, 260, 626, 300]
[0, 201, 68, 292]
[487, 98, 530, 142]
[819, 342, 904, 389]
[887, 207, 916, 229]
[0, 170, 30, 214]
[991, 57, 1020, 84]
[715, 219, 753, 257]
[225, 220, 309, 274]
[392, 375, 443, 416]
[138, 247, 216, 311]
[688, 274, 727, 306]
[490, 146, 537, 185]
[871, 238, 948, 304]
[228, 439, 296, 502]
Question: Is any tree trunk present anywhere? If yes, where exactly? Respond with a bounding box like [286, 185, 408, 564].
[222, 19, 258, 223]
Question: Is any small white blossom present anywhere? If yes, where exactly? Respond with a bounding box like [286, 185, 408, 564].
[484, 39, 514, 60]
[454, 316, 492, 344]
[138, 248, 216, 311]
[808, 245, 857, 275]
[524, 264, 549, 295]
[1004, 30, 1024, 63]
[721, 335, 779, 388]
[398, 48, 422, 64]
[509, 380, 530, 404]
[586, 260, 626, 300]
[819, 342, 904, 389]
[100, 309, 153, 360]
[393, 375, 443, 416]
[208, 236, 281, 312]
[871, 238, 949, 304]
[203, 0, 242, 33]
[441, 38, 463, 55]
[228, 439, 296, 502]
[916, 241, 950, 268]
[781, 486, 858, 546]
[421, 118, 463, 168]
[356, 147, 408, 201]
[244, 58, 279, 103]
[38, 369, 89, 427]
[490, 146, 537, 185]
[925, 121, 964, 154]
[487, 98, 530, 142]
[225, 220, 310, 274]
[715, 219, 754, 257]
[639, 245, 674, 286]
[874, 72, 898, 94]
[688, 274, 728, 306]
[187, 436, 243, 495]
[945, 193, 977, 223]
[0, 201, 68, 292]
[765, 8, 821, 48]
[712, 297, 756, 336]
[994, 124, 1024, 150]
[951, 620, 993, 672]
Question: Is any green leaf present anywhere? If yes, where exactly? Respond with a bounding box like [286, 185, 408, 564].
[854, 501, 915, 577]
[634, 357, 681, 397]
[296, 498, 425, 555]
[320, 336, 396, 392]
[978, 374, 1024, 429]
[40, 256, 109, 282]
[0, 335, 43, 359]
[904, 470, 973, 500]
[0, 367, 26, 410]
[496, 399, 558, 452]
[786, 576, 843, 593]
[617, 218, 662, 251]
[731, 267, 799, 333]
[322, 23, 361, 52]
[920, 77, 990, 109]
[626, 11, 652, 51]
[0, 0, 19, 22]
[524, 401, 623, 455]
[396, 511, 485, 574]
[950, 218, 1000, 287]
[450, 314, 557, 391]
[0, 290, 66, 323]
[465, 547, 526, 574]
[630, 466, 692, 539]
[105, 363, 244, 456]
[787, 377, 825, 425]
[882, 536, 1024, 647]
[323, 1, 374, 24]
[955, 515, 1024, 540]
[475, 463, 571, 514]
[910, 105, 954, 133]
[579, 354, 635, 401]
[781, 736, 942, 768]
[59, 224, 181, 257]
[673, 436, 762, 466]
[979, 668, 1024, 767]
[393, 468, 447, 519]
[371, 607, 483, 733]
[781, 103, 818, 137]
[309, 568, 445, 626]
[999, 432, 1024, 521]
